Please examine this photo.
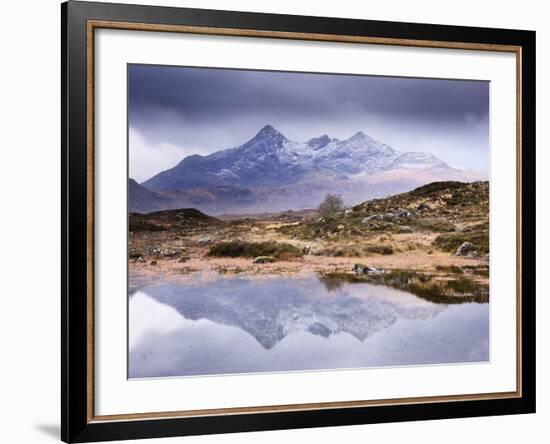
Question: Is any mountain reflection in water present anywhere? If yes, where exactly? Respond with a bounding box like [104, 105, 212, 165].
[129, 274, 489, 378]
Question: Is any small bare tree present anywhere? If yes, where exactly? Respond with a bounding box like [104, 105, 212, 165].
[317, 193, 344, 217]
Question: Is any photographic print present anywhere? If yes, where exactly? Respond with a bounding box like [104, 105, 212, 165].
[127, 65, 490, 379]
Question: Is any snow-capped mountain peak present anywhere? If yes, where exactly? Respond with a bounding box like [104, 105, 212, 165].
[249, 124, 287, 145]
[346, 130, 370, 142]
[139, 125, 472, 214]
[143, 125, 454, 191]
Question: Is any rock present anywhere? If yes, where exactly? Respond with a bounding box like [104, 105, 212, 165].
[302, 245, 312, 255]
[361, 214, 383, 225]
[148, 246, 161, 256]
[417, 203, 431, 211]
[383, 212, 396, 221]
[160, 248, 179, 258]
[352, 263, 383, 274]
[150, 260, 158, 266]
[137, 256, 146, 263]
[253, 256, 276, 264]
[178, 256, 190, 263]
[196, 237, 211, 245]
[395, 208, 413, 218]
[337, 224, 345, 230]
[128, 248, 143, 259]
[344, 209, 353, 215]
[455, 241, 478, 257]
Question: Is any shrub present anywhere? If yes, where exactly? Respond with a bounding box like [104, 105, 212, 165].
[435, 265, 464, 274]
[364, 244, 394, 255]
[317, 193, 344, 217]
[208, 241, 303, 259]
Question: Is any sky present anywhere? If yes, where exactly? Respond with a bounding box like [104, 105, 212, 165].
[128, 64, 490, 182]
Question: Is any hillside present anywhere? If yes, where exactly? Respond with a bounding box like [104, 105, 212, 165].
[279, 181, 489, 256]
[129, 208, 221, 232]
[128, 179, 171, 213]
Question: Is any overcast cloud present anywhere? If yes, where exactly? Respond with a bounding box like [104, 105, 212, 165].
[129, 64, 489, 182]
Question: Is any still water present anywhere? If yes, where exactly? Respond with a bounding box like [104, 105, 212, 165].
[129, 274, 489, 378]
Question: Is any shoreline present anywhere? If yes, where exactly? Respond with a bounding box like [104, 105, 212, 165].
[128, 252, 489, 300]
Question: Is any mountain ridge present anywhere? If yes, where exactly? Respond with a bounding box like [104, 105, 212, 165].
[132, 125, 484, 214]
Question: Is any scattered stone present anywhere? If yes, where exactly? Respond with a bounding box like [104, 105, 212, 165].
[352, 263, 384, 274]
[417, 203, 431, 211]
[137, 257, 146, 263]
[344, 209, 353, 215]
[302, 245, 312, 255]
[337, 224, 345, 230]
[394, 208, 413, 218]
[361, 214, 383, 225]
[150, 260, 158, 266]
[383, 212, 396, 221]
[196, 237, 211, 245]
[178, 256, 190, 263]
[253, 256, 276, 264]
[160, 248, 179, 258]
[128, 248, 143, 259]
[148, 246, 161, 256]
[455, 241, 478, 257]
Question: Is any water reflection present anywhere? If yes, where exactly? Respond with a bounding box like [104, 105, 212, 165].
[129, 274, 489, 378]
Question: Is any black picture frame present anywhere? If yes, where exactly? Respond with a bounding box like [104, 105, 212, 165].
[61, 1, 536, 442]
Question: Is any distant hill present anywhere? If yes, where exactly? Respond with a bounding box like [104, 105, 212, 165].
[129, 207, 221, 232]
[128, 179, 171, 213]
[131, 125, 485, 214]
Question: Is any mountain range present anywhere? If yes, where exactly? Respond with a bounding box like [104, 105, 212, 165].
[130, 125, 483, 214]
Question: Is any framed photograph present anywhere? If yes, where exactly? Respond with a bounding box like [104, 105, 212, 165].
[62, 1, 536, 442]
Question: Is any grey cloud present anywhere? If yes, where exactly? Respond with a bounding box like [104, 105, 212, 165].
[128, 64, 489, 182]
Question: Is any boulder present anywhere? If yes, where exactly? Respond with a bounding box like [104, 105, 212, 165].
[361, 214, 383, 225]
[417, 203, 431, 211]
[161, 248, 180, 258]
[395, 208, 413, 218]
[128, 248, 143, 259]
[352, 263, 383, 274]
[196, 237, 211, 245]
[455, 241, 478, 257]
[148, 246, 161, 257]
[253, 256, 276, 264]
